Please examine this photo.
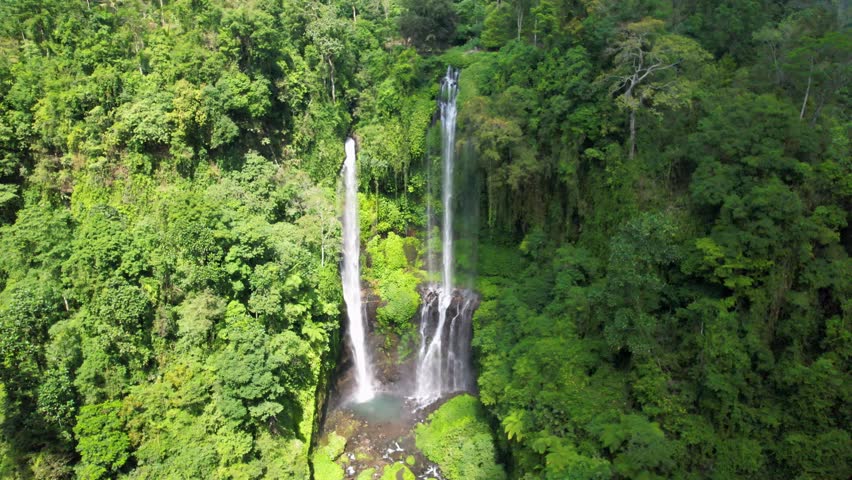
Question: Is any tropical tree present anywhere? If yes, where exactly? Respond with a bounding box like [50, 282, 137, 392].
[605, 18, 711, 160]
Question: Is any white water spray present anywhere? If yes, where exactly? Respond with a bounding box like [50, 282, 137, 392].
[341, 138, 375, 403]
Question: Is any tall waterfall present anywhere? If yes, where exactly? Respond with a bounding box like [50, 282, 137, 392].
[415, 67, 473, 404]
[341, 138, 375, 403]
[439, 68, 459, 309]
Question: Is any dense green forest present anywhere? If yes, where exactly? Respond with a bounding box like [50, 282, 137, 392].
[0, 0, 849, 478]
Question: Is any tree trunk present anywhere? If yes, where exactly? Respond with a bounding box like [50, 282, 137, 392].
[800, 58, 813, 120]
[133, 38, 145, 75]
[770, 44, 782, 85]
[629, 107, 637, 160]
[374, 177, 379, 231]
[516, 10, 523, 41]
[810, 94, 827, 126]
[533, 17, 538, 46]
[327, 57, 336, 102]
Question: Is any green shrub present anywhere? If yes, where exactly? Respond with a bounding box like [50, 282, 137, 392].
[375, 270, 420, 334]
[415, 395, 505, 480]
[311, 432, 347, 480]
[74, 402, 130, 480]
[380, 462, 415, 480]
[356, 467, 376, 480]
[365, 233, 422, 337]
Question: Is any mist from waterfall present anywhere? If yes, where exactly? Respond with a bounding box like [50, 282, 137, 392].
[341, 138, 375, 403]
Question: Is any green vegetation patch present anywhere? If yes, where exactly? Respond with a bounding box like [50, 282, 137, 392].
[356, 467, 376, 480]
[415, 394, 506, 480]
[380, 462, 415, 480]
[311, 432, 347, 480]
[365, 233, 422, 339]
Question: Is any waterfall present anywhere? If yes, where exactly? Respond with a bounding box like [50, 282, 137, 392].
[341, 137, 375, 403]
[439, 67, 459, 307]
[415, 67, 473, 404]
[415, 288, 476, 404]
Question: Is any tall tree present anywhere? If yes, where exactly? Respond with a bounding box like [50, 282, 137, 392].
[398, 0, 458, 51]
[605, 18, 711, 160]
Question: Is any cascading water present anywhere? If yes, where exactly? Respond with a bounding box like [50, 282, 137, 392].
[439, 68, 459, 311]
[341, 137, 375, 403]
[415, 67, 475, 405]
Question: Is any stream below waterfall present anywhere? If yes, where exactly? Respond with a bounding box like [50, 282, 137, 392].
[319, 393, 443, 479]
[316, 288, 479, 479]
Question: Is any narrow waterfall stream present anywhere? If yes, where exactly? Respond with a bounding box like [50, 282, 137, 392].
[341, 137, 376, 403]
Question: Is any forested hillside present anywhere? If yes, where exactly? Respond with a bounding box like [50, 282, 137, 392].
[0, 1, 848, 479]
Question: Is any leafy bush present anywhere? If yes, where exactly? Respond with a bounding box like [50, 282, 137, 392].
[380, 462, 415, 480]
[73, 402, 130, 480]
[311, 432, 347, 480]
[415, 394, 505, 480]
[365, 233, 422, 337]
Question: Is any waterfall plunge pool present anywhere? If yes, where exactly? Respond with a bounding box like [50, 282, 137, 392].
[345, 393, 409, 424]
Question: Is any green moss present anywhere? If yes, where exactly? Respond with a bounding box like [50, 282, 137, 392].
[375, 270, 420, 333]
[356, 467, 376, 480]
[396, 328, 419, 361]
[380, 462, 415, 480]
[359, 192, 421, 237]
[405, 455, 415, 466]
[365, 233, 422, 337]
[436, 47, 496, 109]
[367, 232, 409, 273]
[311, 432, 347, 480]
[312, 452, 343, 479]
[437, 45, 490, 69]
[415, 395, 506, 480]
